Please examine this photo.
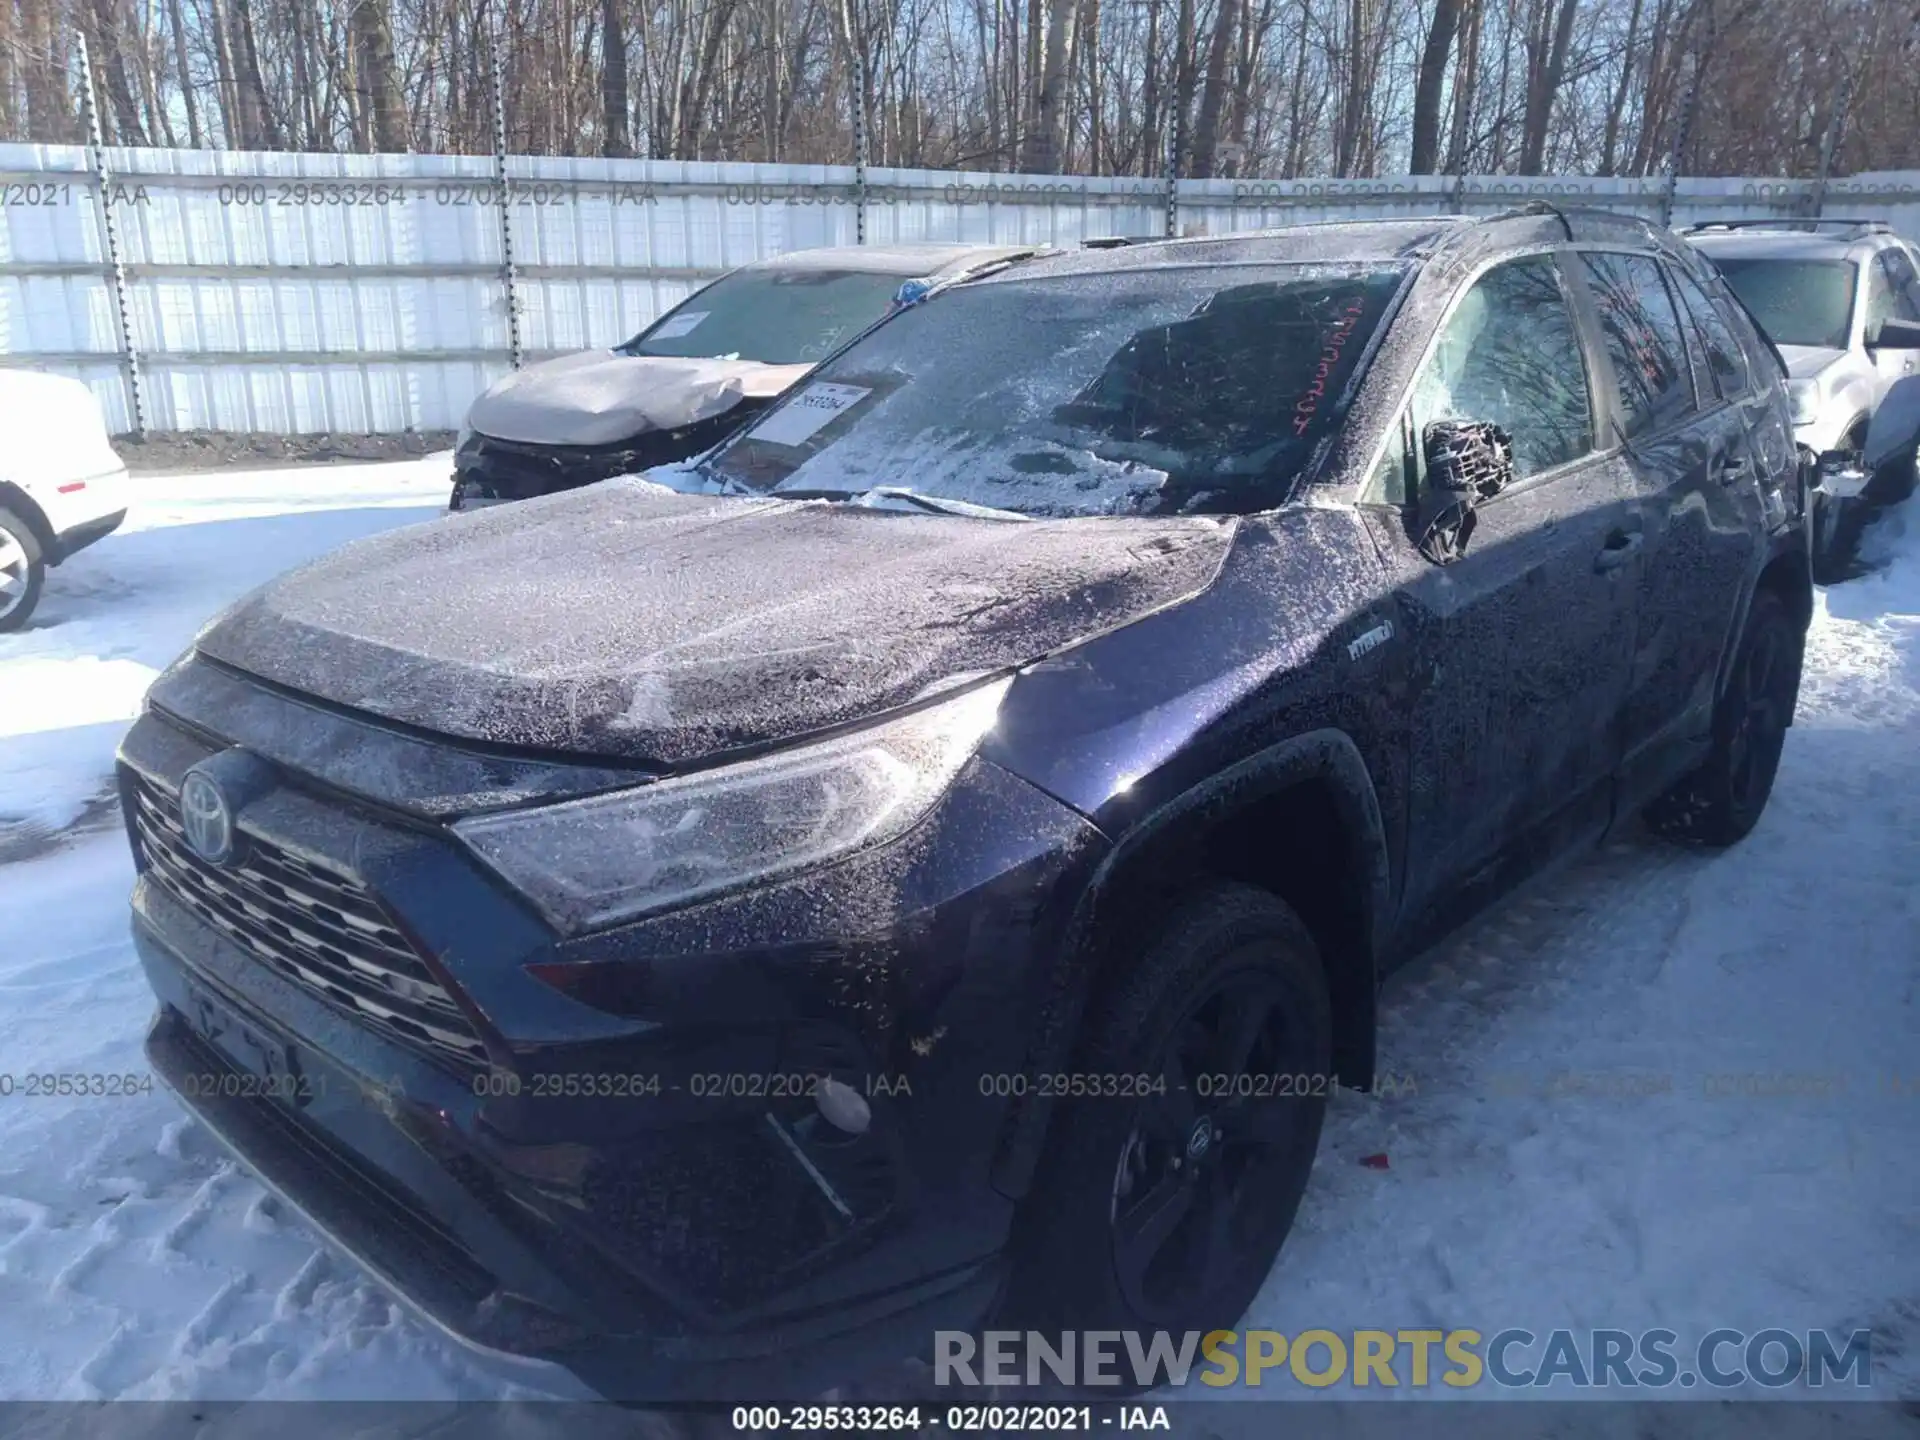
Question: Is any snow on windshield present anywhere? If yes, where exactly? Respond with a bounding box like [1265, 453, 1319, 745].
[707, 264, 1406, 517]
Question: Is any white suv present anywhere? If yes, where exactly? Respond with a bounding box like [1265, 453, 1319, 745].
[0, 371, 130, 631]
[1686, 220, 1920, 577]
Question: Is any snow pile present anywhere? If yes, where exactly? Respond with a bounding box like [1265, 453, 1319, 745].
[0, 457, 452, 846]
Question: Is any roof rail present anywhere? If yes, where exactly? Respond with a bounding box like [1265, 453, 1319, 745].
[1682, 218, 1893, 240]
[1511, 200, 1576, 239]
[1082, 235, 1160, 249]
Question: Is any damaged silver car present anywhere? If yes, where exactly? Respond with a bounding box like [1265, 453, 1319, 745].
[449, 242, 1039, 511]
[1686, 219, 1920, 579]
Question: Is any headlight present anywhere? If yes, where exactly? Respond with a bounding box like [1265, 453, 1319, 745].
[452, 678, 1012, 933]
[1785, 379, 1820, 426]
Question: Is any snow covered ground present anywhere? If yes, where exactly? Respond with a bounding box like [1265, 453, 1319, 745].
[0, 460, 1915, 1412]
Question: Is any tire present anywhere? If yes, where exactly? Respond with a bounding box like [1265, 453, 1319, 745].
[1645, 589, 1802, 847]
[0, 506, 45, 633]
[1001, 883, 1331, 1385]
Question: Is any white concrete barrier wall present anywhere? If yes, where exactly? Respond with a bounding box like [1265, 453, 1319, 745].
[2, 143, 1916, 435]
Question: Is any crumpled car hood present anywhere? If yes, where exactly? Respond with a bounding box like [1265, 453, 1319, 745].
[194, 480, 1235, 767]
[467, 350, 813, 446]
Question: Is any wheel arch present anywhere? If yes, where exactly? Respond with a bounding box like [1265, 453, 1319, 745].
[1717, 539, 1814, 722]
[0, 483, 55, 557]
[989, 728, 1391, 1199]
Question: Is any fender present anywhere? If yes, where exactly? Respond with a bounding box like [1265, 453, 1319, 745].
[0, 482, 55, 556]
[1712, 520, 1814, 717]
[989, 727, 1391, 1199]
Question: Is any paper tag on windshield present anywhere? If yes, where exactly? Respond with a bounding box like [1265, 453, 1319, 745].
[747, 383, 873, 447]
[649, 310, 708, 340]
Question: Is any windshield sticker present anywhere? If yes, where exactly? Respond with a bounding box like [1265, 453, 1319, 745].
[747, 383, 874, 447]
[1291, 296, 1369, 436]
[650, 310, 709, 340]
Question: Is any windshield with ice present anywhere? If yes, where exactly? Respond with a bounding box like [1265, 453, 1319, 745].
[619, 268, 910, 366]
[1708, 258, 1857, 350]
[704, 263, 1408, 517]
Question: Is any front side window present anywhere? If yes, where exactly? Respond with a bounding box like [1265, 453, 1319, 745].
[1896, 247, 1920, 311]
[1867, 251, 1920, 339]
[621, 268, 912, 366]
[1709, 257, 1857, 350]
[1578, 252, 1696, 438]
[1668, 265, 1749, 401]
[1373, 256, 1593, 503]
[704, 264, 1407, 518]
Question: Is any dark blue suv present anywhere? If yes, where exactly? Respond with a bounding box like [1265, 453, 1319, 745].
[118, 207, 1810, 1404]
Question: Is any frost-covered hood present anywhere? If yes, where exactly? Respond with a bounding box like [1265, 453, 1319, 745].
[1775, 344, 1848, 381]
[467, 350, 814, 446]
[193, 480, 1234, 766]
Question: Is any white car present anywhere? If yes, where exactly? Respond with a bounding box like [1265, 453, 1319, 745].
[0, 370, 130, 631]
[1686, 220, 1920, 577]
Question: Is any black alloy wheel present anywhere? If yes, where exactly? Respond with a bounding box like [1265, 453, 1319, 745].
[1004, 883, 1331, 1379]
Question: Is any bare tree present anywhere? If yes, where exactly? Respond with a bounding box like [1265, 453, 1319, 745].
[1518, 0, 1580, 172]
[1018, 0, 1075, 169]
[1409, 0, 1462, 172]
[351, 0, 409, 150]
[2, 0, 1915, 180]
[1189, 0, 1240, 175]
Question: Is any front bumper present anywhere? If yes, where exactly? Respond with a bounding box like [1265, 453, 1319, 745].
[119, 697, 1104, 1400]
[1798, 434, 1871, 501]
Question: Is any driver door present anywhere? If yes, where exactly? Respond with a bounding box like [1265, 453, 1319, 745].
[1365, 254, 1642, 925]
[1863, 247, 1920, 473]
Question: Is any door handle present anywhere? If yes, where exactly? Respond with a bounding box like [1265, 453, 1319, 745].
[1715, 453, 1750, 484]
[1594, 531, 1643, 571]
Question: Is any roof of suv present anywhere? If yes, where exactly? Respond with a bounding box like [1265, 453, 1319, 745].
[748, 242, 1040, 277]
[970, 206, 1686, 284]
[1685, 221, 1894, 261]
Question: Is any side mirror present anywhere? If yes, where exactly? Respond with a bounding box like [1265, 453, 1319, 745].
[1414, 419, 1515, 564]
[1869, 317, 1920, 351]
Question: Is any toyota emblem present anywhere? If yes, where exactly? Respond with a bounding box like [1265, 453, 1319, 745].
[1186, 1117, 1215, 1160]
[179, 768, 235, 865]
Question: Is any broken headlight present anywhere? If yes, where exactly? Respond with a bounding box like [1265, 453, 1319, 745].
[1785, 379, 1821, 427]
[452, 679, 1011, 934]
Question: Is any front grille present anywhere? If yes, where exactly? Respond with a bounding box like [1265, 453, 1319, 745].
[131, 774, 488, 1075]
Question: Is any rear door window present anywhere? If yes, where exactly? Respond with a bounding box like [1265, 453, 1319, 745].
[1666, 264, 1750, 402]
[1576, 252, 1697, 438]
